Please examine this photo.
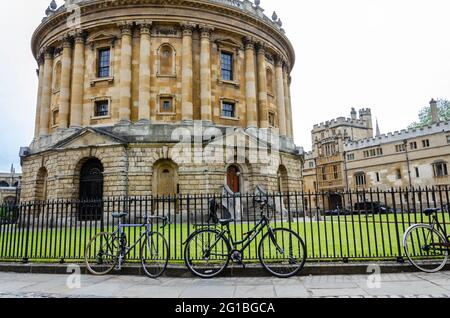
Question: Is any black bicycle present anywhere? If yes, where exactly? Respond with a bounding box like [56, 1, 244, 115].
[85, 213, 170, 278]
[184, 198, 306, 278]
[403, 208, 450, 273]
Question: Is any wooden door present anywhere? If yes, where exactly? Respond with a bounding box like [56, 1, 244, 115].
[227, 165, 240, 193]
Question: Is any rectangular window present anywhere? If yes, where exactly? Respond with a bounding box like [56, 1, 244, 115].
[410, 142, 417, 150]
[97, 48, 111, 78]
[268, 112, 275, 127]
[347, 153, 355, 161]
[422, 139, 430, 148]
[375, 172, 380, 182]
[395, 144, 406, 152]
[333, 165, 339, 180]
[322, 167, 327, 181]
[160, 97, 174, 113]
[447, 135, 450, 144]
[309, 162, 314, 168]
[433, 162, 448, 177]
[94, 100, 109, 117]
[222, 102, 236, 118]
[355, 174, 366, 186]
[415, 167, 420, 178]
[377, 148, 383, 156]
[52, 109, 59, 126]
[396, 169, 402, 180]
[221, 52, 233, 81]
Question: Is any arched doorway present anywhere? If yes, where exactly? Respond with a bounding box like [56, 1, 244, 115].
[277, 165, 289, 194]
[35, 167, 48, 202]
[227, 165, 241, 193]
[79, 158, 104, 221]
[153, 159, 179, 214]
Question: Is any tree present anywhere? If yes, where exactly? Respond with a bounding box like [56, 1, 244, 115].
[408, 99, 450, 128]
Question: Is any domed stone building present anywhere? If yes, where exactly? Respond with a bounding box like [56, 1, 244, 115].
[20, 0, 302, 202]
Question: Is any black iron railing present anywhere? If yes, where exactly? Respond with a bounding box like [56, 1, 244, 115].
[0, 187, 448, 264]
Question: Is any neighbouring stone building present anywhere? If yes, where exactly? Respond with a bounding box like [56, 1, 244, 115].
[20, 0, 303, 204]
[0, 167, 21, 204]
[303, 100, 450, 210]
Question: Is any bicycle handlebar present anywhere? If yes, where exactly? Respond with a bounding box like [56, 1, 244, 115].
[147, 215, 170, 227]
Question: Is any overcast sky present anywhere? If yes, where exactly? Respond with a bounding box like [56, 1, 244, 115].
[0, 0, 449, 172]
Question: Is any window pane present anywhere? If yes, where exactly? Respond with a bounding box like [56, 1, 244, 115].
[222, 102, 235, 118]
[221, 52, 233, 81]
[98, 49, 110, 78]
[95, 101, 109, 117]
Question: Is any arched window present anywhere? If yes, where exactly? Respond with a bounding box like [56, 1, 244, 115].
[266, 68, 274, 95]
[35, 167, 48, 202]
[53, 61, 62, 92]
[0, 181, 9, 188]
[158, 44, 176, 76]
[79, 158, 104, 221]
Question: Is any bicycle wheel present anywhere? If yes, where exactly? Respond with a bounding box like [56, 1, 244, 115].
[259, 228, 306, 278]
[85, 232, 119, 276]
[184, 229, 231, 279]
[141, 231, 170, 278]
[403, 224, 449, 273]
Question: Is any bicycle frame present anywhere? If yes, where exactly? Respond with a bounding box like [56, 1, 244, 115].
[204, 214, 281, 257]
[112, 221, 152, 264]
[425, 216, 450, 252]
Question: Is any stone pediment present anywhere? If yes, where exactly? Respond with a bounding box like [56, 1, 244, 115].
[53, 128, 126, 150]
[205, 128, 274, 150]
[86, 30, 119, 44]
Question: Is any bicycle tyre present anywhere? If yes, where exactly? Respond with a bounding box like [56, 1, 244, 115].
[184, 229, 231, 279]
[141, 231, 170, 279]
[259, 228, 306, 278]
[403, 224, 449, 273]
[85, 232, 119, 276]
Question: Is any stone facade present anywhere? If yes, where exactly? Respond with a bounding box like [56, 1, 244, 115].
[0, 172, 21, 204]
[20, 0, 303, 202]
[303, 102, 450, 210]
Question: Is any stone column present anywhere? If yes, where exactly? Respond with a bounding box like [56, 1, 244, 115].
[244, 37, 258, 128]
[181, 23, 195, 122]
[39, 48, 54, 136]
[119, 22, 133, 123]
[256, 43, 269, 128]
[275, 55, 287, 136]
[137, 21, 152, 123]
[70, 31, 85, 128]
[59, 36, 73, 129]
[34, 56, 45, 138]
[283, 65, 293, 138]
[200, 25, 213, 123]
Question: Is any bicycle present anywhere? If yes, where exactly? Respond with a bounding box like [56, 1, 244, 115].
[183, 198, 307, 278]
[403, 208, 450, 273]
[85, 213, 170, 278]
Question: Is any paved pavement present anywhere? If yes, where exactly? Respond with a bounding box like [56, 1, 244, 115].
[0, 271, 450, 298]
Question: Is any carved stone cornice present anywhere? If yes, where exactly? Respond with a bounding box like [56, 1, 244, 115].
[136, 20, 152, 35]
[255, 41, 266, 54]
[243, 36, 255, 50]
[180, 22, 196, 36]
[199, 25, 214, 39]
[118, 21, 134, 36]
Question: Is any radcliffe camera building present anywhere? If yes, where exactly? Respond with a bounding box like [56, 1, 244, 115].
[19, 0, 302, 203]
[303, 100, 450, 210]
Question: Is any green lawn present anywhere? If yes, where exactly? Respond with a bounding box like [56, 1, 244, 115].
[0, 213, 448, 263]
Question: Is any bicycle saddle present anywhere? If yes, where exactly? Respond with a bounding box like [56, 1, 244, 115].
[423, 208, 439, 216]
[112, 212, 128, 219]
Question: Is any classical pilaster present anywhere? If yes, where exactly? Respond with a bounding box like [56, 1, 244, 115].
[118, 22, 133, 123]
[275, 55, 287, 136]
[244, 37, 257, 128]
[137, 21, 152, 123]
[69, 30, 85, 128]
[200, 25, 213, 123]
[181, 23, 195, 122]
[256, 43, 269, 128]
[39, 47, 54, 136]
[283, 64, 292, 138]
[34, 56, 45, 138]
[287, 75, 294, 136]
[59, 36, 73, 129]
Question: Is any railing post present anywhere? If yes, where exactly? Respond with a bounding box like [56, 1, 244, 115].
[391, 188, 405, 263]
[23, 203, 30, 264]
